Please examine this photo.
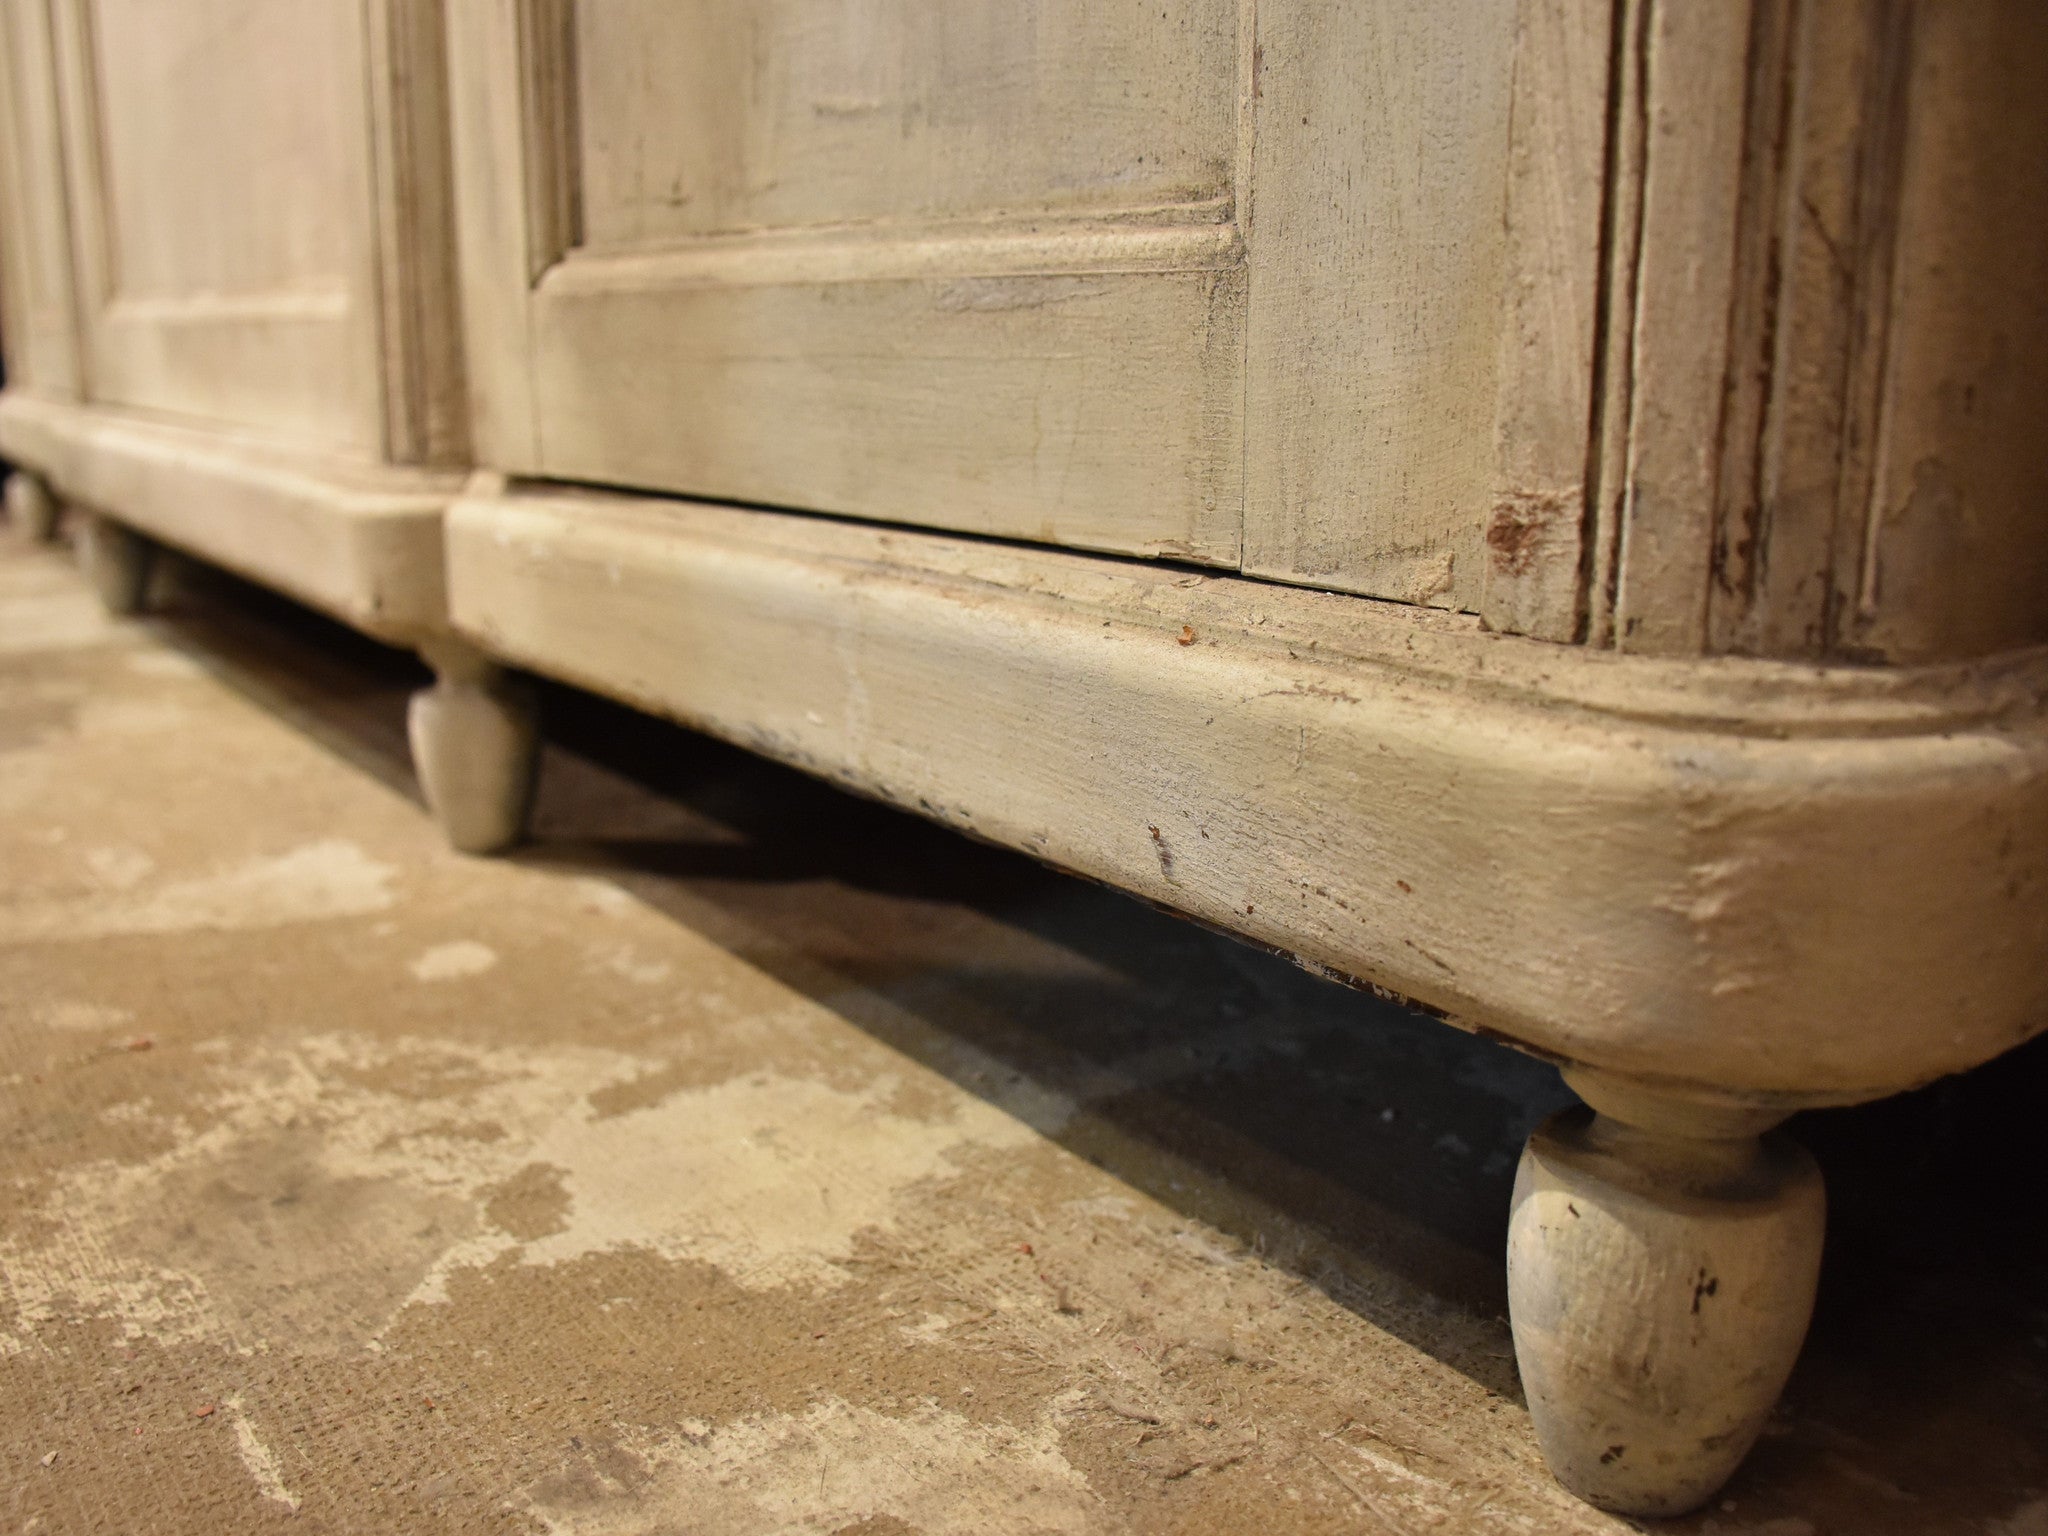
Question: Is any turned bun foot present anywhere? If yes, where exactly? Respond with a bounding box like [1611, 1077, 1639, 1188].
[5, 471, 59, 542]
[408, 640, 539, 855]
[1506, 1070, 1825, 1516]
[78, 513, 158, 614]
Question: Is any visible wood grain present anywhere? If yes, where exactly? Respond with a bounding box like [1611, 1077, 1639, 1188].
[1243, 0, 1520, 610]
[1701, 0, 1901, 659]
[445, 477, 2048, 1102]
[1599, 0, 2048, 663]
[1480, 0, 1614, 642]
[1581, 0, 1645, 650]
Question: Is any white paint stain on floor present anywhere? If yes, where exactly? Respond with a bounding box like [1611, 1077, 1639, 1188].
[0, 839, 397, 943]
[517, 1398, 1100, 1536]
[0, 1023, 1039, 1354]
[496, 1067, 1040, 1290]
[410, 939, 500, 981]
[223, 1395, 301, 1512]
[27, 999, 135, 1032]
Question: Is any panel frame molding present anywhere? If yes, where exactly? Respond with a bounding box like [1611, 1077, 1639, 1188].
[42, 0, 389, 453]
[445, 0, 1250, 564]
[1584, 0, 2048, 664]
[31, 0, 467, 465]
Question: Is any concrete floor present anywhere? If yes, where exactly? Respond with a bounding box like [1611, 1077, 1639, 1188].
[0, 528, 2044, 1535]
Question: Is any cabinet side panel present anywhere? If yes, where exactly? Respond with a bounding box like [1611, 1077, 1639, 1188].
[1244, 0, 1520, 611]
[1846, 0, 2048, 662]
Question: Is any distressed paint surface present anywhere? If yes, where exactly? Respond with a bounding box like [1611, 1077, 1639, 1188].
[448, 482, 2048, 1102]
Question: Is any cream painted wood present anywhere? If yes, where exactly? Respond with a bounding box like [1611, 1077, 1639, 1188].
[1587, 0, 2048, 663]
[446, 0, 1246, 563]
[0, 0, 83, 400]
[366, 0, 472, 468]
[410, 634, 539, 854]
[0, 395, 456, 642]
[76, 506, 152, 614]
[0, 2, 510, 855]
[47, 0, 387, 453]
[443, 480, 2048, 1105]
[4, 0, 2046, 1513]
[1507, 1072, 1825, 1517]
[1478, 0, 1613, 642]
[4, 471, 59, 542]
[1242, 0, 1598, 613]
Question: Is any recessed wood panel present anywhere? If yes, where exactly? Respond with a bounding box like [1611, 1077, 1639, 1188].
[452, 0, 1248, 561]
[574, 0, 1238, 249]
[52, 0, 386, 452]
[88, 0, 358, 300]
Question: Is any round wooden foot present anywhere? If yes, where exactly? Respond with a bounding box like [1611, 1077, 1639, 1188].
[78, 514, 158, 615]
[408, 642, 539, 855]
[5, 471, 59, 542]
[1506, 1072, 1824, 1517]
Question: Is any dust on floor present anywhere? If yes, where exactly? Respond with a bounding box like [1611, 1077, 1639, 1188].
[0, 533, 2044, 1535]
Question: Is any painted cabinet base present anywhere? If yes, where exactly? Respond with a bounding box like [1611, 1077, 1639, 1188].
[5, 471, 59, 542]
[1507, 1072, 1825, 1515]
[409, 639, 540, 855]
[0, 395, 458, 645]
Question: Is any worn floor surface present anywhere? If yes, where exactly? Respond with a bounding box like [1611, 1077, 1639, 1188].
[0, 528, 2043, 1536]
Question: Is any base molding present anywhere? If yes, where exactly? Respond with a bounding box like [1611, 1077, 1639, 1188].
[444, 478, 2048, 1104]
[0, 392, 460, 642]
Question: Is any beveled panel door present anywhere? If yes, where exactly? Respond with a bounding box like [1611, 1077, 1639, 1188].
[448, 0, 1249, 562]
[48, 0, 390, 453]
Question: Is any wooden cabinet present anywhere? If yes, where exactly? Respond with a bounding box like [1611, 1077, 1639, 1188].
[0, 0, 472, 653]
[0, 0, 535, 850]
[447, 1, 1593, 592]
[450, 0, 1247, 560]
[3, 0, 2046, 1516]
[57, 0, 388, 451]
